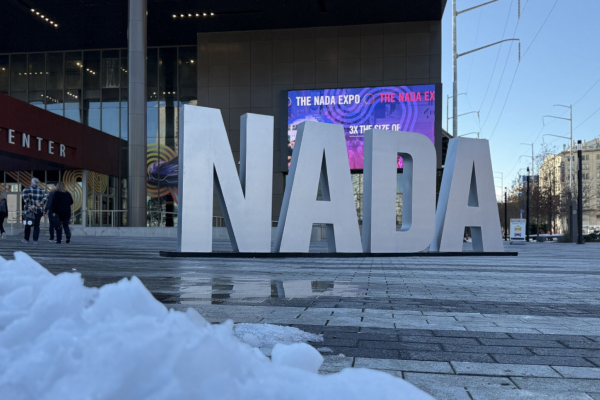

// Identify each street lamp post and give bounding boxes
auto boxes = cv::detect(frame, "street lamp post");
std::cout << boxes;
[577,140,584,244]
[504,187,508,241]
[542,105,574,242]
[526,167,530,242]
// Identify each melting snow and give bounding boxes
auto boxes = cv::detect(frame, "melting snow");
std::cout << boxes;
[0,252,434,400]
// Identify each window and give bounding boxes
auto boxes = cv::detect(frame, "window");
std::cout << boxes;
[46,52,64,116]
[120,50,128,141]
[597,154,600,160]
[586,155,590,161]
[101,50,119,88]
[0,55,8,95]
[83,51,101,130]
[65,51,82,122]
[28,53,45,109]
[10,54,27,102]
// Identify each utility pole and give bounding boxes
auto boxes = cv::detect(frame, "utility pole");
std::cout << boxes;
[577,140,584,244]
[447,93,466,131]
[452,0,458,137]
[543,104,574,241]
[504,187,508,241]
[526,167,530,242]
[453,0,519,138]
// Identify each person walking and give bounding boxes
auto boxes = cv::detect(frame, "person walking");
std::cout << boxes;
[51,182,73,244]
[22,178,47,244]
[45,185,57,242]
[0,192,7,239]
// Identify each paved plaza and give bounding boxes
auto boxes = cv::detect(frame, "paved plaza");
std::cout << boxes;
[2,237,600,399]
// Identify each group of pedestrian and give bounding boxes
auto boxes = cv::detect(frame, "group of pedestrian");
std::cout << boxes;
[0,178,74,244]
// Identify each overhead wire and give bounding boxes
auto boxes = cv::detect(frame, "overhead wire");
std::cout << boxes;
[478,0,514,112]
[465,8,483,93]
[488,0,561,140]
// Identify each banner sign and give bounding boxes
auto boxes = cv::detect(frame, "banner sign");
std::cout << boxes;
[510,219,527,244]
[287,85,436,169]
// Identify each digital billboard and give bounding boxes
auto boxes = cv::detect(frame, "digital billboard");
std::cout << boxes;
[287,85,436,170]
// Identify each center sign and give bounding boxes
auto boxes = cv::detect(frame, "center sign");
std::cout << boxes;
[177,105,503,254]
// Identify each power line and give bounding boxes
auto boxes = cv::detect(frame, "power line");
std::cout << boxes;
[465,8,483,93]
[574,106,600,131]
[521,0,560,59]
[573,75,600,106]
[488,0,561,140]
[478,0,514,112]
[487,61,520,140]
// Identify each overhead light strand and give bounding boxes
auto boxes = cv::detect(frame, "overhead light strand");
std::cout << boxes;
[172,11,216,19]
[31,8,59,27]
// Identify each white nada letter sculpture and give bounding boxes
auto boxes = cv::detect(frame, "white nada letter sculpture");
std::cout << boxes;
[430,137,504,252]
[177,105,274,253]
[362,129,436,253]
[274,121,362,253]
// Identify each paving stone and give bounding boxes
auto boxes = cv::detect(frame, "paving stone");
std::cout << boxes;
[552,366,600,379]
[511,377,600,392]
[354,358,453,373]
[532,348,600,358]
[416,385,472,400]
[398,350,496,363]
[478,338,566,348]
[432,330,510,339]
[492,354,596,367]
[443,344,534,355]
[400,335,480,346]
[359,340,441,351]
[451,362,561,377]
[467,387,595,399]
[590,359,600,367]
[404,372,516,388]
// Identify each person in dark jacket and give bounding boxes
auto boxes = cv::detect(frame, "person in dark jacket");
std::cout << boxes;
[0,192,7,239]
[51,182,74,244]
[45,186,57,242]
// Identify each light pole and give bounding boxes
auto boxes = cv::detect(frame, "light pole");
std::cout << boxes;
[526,167,530,242]
[453,0,519,137]
[543,105,573,190]
[504,187,508,241]
[577,140,583,244]
[542,130,575,241]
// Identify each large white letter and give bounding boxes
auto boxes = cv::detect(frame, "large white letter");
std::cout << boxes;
[274,121,362,253]
[177,105,273,253]
[362,130,436,253]
[430,138,503,252]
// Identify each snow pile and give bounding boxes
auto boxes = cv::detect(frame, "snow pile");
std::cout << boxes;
[0,252,434,400]
[234,323,322,355]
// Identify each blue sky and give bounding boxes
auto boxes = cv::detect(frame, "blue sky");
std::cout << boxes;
[440,0,600,189]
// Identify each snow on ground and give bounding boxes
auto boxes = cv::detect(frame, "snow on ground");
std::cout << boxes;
[0,252,434,400]
[234,323,322,356]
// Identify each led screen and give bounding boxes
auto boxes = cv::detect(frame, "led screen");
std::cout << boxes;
[287,85,436,170]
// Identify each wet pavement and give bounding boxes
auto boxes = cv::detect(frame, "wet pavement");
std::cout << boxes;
[2,236,600,399]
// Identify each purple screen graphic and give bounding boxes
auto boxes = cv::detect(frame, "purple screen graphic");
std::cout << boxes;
[287,85,436,170]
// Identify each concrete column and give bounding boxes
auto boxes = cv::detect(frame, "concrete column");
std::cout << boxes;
[82,170,88,227]
[128,0,147,226]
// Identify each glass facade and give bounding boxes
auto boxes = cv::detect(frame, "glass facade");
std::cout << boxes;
[1,46,197,227]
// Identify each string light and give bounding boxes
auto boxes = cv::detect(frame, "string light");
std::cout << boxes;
[172,11,216,18]
[31,8,59,28]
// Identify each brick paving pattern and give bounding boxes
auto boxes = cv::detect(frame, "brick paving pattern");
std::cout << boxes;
[3,237,600,399]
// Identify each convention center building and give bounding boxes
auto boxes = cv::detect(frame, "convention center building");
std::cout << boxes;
[0,0,446,229]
